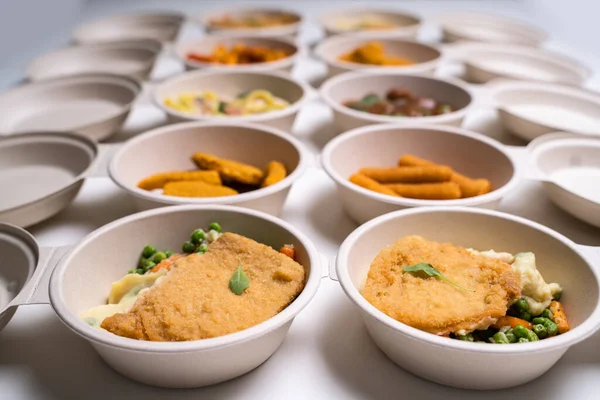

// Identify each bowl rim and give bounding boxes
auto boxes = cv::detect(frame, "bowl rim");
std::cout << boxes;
[49,204,322,353]
[0,73,142,135]
[314,34,441,73]
[318,7,422,35]
[336,206,600,354]
[321,123,520,207]
[175,34,300,72]
[197,7,303,35]
[152,69,310,123]
[319,70,474,125]
[108,120,310,206]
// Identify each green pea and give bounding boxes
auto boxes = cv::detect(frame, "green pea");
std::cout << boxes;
[543,320,558,337]
[208,222,222,233]
[182,241,196,253]
[139,259,156,271]
[553,290,562,301]
[514,298,529,313]
[541,309,553,320]
[518,338,530,343]
[532,317,551,326]
[505,330,516,343]
[518,311,532,321]
[128,269,137,274]
[197,243,208,254]
[191,229,206,244]
[152,252,167,263]
[456,333,474,342]
[142,245,157,258]
[138,257,148,268]
[165,250,174,258]
[513,324,529,338]
[533,324,547,339]
[135,268,145,275]
[491,332,509,344]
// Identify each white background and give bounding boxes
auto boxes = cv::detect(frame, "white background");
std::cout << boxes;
[1,1,600,399]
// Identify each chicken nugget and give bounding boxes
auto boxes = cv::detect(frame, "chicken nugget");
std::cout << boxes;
[261,161,287,188]
[359,166,452,183]
[192,152,264,185]
[137,170,221,191]
[163,181,238,198]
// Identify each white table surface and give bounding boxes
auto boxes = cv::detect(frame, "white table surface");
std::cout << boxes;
[2,1,600,399]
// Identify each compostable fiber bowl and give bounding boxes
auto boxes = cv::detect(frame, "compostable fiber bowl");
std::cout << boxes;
[320,71,473,132]
[336,206,600,390]
[319,8,421,38]
[321,124,519,223]
[315,35,441,79]
[46,205,321,388]
[153,70,309,131]
[109,121,308,216]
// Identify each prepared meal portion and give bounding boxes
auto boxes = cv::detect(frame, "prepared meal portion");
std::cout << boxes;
[343,89,453,117]
[137,153,288,198]
[187,43,291,65]
[362,236,569,343]
[80,223,305,341]
[334,15,398,31]
[339,42,414,66]
[349,153,492,200]
[209,12,299,29]
[164,90,290,116]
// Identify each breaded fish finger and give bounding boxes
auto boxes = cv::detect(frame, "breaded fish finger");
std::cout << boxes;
[398,154,492,198]
[350,173,399,197]
[359,166,452,183]
[385,182,461,200]
[163,181,238,198]
[192,153,264,185]
[137,170,221,190]
[261,161,287,188]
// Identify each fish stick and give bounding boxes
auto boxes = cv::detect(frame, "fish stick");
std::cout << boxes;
[359,166,452,183]
[398,154,492,198]
[349,173,399,197]
[137,170,222,191]
[385,182,461,200]
[261,161,287,188]
[163,181,238,198]
[192,153,264,185]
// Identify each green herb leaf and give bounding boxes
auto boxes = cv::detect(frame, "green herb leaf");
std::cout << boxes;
[403,263,475,292]
[229,262,249,295]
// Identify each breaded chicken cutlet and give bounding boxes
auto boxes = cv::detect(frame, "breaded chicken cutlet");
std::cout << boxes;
[362,236,521,336]
[101,233,305,341]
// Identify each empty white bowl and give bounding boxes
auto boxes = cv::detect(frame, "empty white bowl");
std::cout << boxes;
[109,121,309,216]
[320,71,473,132]
[336,206,600,389]
[199,8,302,42]
[153,70,310,131]
[0,74,141,141]
[1,205,321,387]
[321,124,520,223]
[457,43,591,85]
[175,34,299,74]
[319,8,421,38]
[73,12,185,44]
[27,39,163,82]
[314,35,441,79]
[491,80,600,140]
[437,12,547,47]
[528,134,600,228]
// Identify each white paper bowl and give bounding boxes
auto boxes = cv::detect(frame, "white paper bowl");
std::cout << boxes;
[109,121,309,216]
[491,80,600,140]
[45,205,321,388]
[175,35,299,74]
[320,71,473,133]
[319,8,421,38]
[437,12,547,47]
[336,206,600,389]
[153,70,310,131]
[199,8,303,42]
[314,35,441,79]
[459,43,591,86]
[27,39,163,82]
[73,12,185,44]
[321,124,520,223]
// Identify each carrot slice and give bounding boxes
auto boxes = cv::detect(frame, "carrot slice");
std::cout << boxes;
[150,254,184,273]
[549,301,570,334]
[492,316,532,330]
[279,245,296,260]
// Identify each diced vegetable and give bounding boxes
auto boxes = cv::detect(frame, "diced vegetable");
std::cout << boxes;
[549,301,570,334]
[492,316,532,330]
[279,244,296,260]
